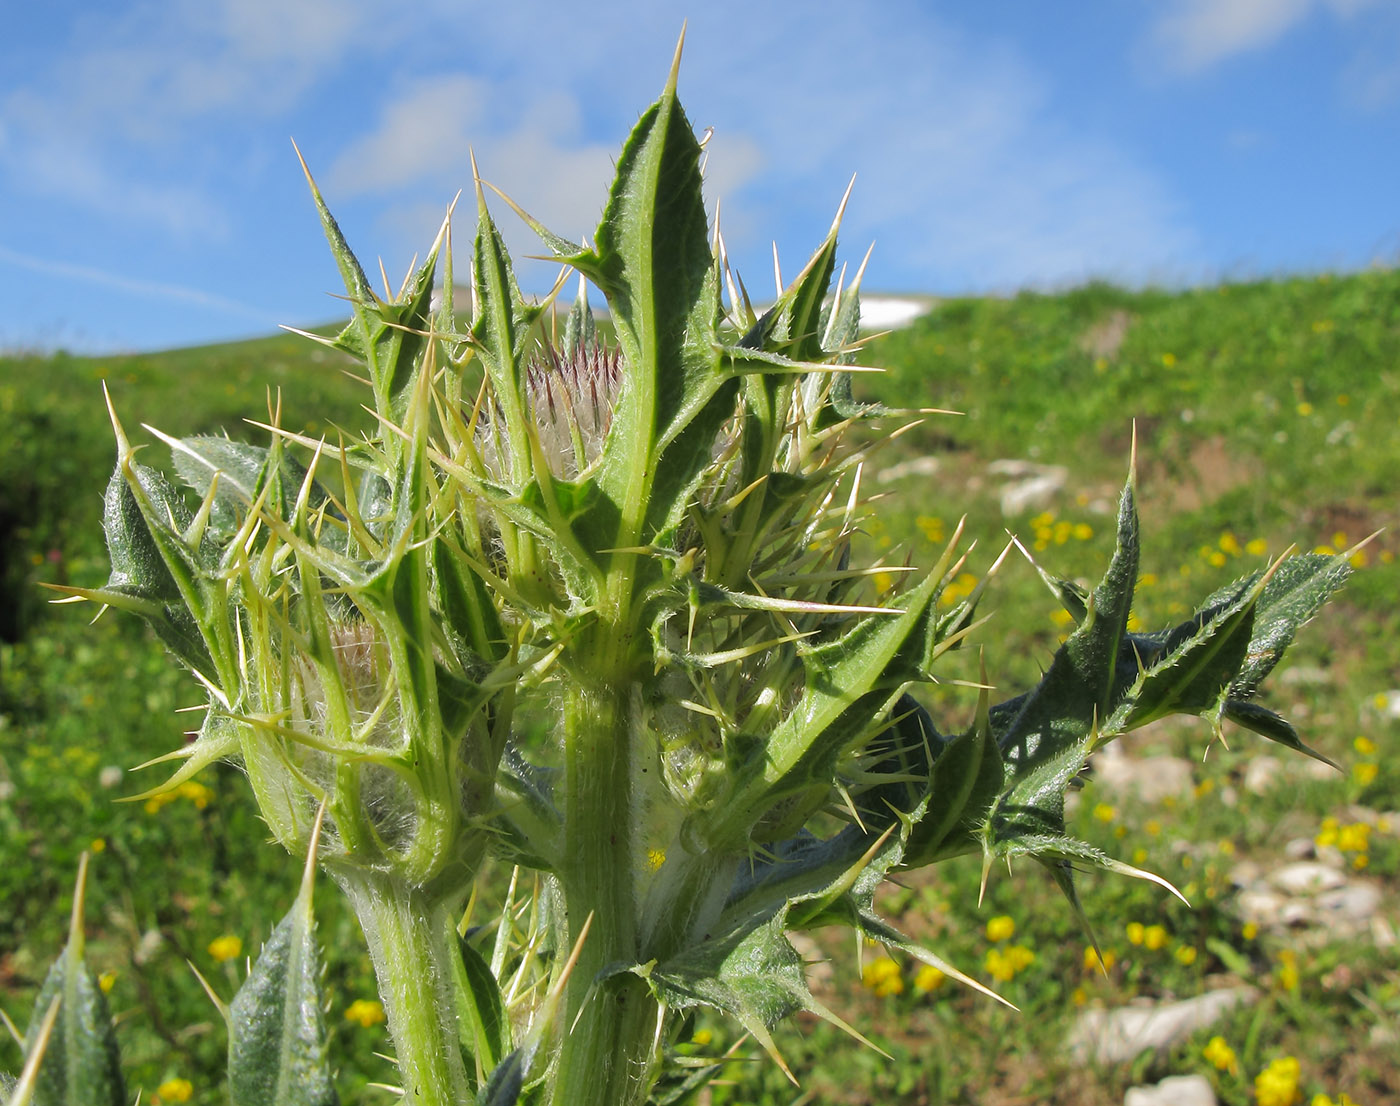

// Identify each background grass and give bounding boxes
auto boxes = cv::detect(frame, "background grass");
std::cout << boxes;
[1,268,1396,1104]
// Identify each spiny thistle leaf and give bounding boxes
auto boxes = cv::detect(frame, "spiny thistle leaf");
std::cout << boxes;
[298,147,439,428]
[451,938,508,1088]
[1227,552,1353,700]
[228,822,339,1106]
[21,856,126,1106]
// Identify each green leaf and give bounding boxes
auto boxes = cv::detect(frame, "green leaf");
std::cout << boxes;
[472,179,535,488]
[475,1049,525,1106]
[561,278,597,360]
[999,472,1139,769]
[297,149,439,427]
[452,938,508,1088]
[1229,553,1352,700]
[902,677,1003,867]
[574,50,731,548]
[21,856,126,1106]
[228,832,339,1106]
[102,465,184,602]
[981,474,1138,864]
[1224,699,1339,768]
[434,536,507,668]
[1116,575,1259,730]
[167,436,329,539]
[705,567,945,848]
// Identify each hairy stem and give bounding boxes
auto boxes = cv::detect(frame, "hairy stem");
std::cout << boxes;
[550,677,660,1106]
[334,871,471,1105]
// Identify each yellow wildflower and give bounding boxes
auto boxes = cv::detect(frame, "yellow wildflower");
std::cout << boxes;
[1144,820,1162,837]
[156,1078,194,1104]
[985,915,1016,943]
[1246,538,1269,556]
[1353,735,1377,756]
[913,964,946,993]
[1336,823,1370,853]
[1126,922,1145,946]
[691,1028,713,1046]
[1219,532,1242,556]
[207,935,242,963]
[99,970,118,994]
[1083,946,1115,973]
[1174,945,1197,966]
[1072,523,1094,541]
[345,998,387,1027]
[1274,949,1299,993]
[1255,1056,1301,1106]
[1242,922,1259,940]
[861,956,904,997]
[1092,803,1115,824]
[984,945,1034,982]
[1352,762,1378,787]
[1161,352,1177,368]
[1203,1035,1238,1074]
[1143,925,1168,951]
[1297,401,1314,417]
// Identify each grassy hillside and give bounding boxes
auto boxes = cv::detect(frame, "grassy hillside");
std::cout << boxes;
[1,268,1397,1103]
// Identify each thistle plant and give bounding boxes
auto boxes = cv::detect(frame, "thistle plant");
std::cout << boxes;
[12,37,1354,1106]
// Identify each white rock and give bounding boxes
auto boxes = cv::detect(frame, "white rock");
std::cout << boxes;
[134,928,165,966]
[990,460,1067,517]
[875,456,941,484]
[1067,987,1256,1065]
[1124,1074,1218,1106]
[1094,746,1195,804]
[1243,756,1282,795]
[1279,665,1330,687]
[1270,862,1347,895]
[1315,882,1381,923]
[1283,837,1315,860]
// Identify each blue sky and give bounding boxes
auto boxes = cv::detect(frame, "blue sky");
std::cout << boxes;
[1,0,1397,353]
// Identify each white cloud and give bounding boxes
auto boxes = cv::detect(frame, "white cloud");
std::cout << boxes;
[0,243,277,320]
[1152,0,1311,71]
[0,0,378,235]
[327,75,489,195]
[662,2,1197,293]
[1149,0,1385,73]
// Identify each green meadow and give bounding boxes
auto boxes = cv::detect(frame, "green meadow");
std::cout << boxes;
[2,267,1396,1104]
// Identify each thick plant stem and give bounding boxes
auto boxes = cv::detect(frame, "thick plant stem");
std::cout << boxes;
[334,871,471,1106]
[551,678,661,1106]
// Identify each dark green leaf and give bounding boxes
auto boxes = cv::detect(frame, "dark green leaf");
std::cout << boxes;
[1224,700,1339,768]
[228,855,338,1106]
[22,859,125,1106]
[475,1050,525,1106]
[1229,553,1352,700]
[453,938,508,1089]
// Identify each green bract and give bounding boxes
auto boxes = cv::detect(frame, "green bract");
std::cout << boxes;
[26,37,1350,1106]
